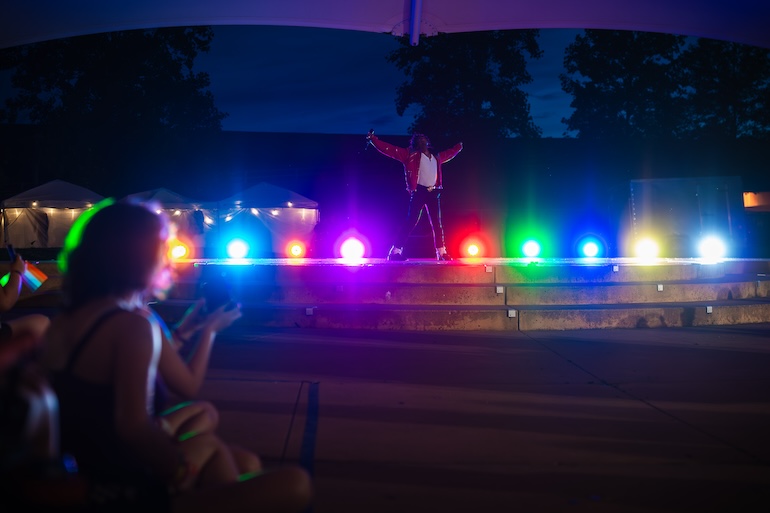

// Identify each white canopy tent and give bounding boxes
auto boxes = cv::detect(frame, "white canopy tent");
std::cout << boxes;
[2,1,769,50]
[215,182,320,256]
[1,180,104,248]
[123,188,217,247]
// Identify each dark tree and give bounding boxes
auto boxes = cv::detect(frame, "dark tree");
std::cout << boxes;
[560,30,685,140]
[0,27,226,194]
[387,30,542,141]
[678,38,770,140]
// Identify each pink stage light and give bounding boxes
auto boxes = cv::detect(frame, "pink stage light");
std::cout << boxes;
[340,237,365,259]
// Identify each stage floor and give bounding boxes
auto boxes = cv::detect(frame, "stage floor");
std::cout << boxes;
[182,256,770,268]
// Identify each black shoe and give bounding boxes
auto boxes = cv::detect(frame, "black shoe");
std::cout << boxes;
[388,252,407,261]
[437,252,453,261]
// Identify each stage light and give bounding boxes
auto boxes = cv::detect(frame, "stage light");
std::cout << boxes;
[333,229,371,259]
[340,237,365,259]
[634,238,659,259]
[698,236,726,260]
[226,238,249,259]
[576,235,606,258]
[522,240,541,258]
[581,241,599,257]
[459,235,485,258]
[286,240,307,258]
[168,239,190,260]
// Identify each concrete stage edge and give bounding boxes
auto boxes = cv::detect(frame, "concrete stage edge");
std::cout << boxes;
[17,257,770,331]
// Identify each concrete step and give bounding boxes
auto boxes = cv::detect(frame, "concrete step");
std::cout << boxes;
[166,278,770,308]
[150,297,770,332]
[13,258,770,332]
[505,278,770,305]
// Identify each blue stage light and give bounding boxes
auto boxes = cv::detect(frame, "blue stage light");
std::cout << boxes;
[698,236,726,260]
[576,234,606,258]
[226,238,249,259]
[581,241,599,258]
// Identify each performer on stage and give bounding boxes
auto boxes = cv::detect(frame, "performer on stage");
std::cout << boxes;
[367,131,463,261]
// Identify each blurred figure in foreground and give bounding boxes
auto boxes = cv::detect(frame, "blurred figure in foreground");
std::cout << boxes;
[39,200,312,512]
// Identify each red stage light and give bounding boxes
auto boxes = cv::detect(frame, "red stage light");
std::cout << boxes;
[460,236,486,258]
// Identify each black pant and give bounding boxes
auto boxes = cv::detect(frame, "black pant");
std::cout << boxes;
[394,185,445,250]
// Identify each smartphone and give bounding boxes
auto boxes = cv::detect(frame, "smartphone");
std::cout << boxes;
[201,273,233,313]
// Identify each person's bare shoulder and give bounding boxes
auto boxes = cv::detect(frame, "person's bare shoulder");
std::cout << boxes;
[108,309,160,373]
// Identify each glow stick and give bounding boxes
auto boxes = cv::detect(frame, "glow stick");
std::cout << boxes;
[0,263,48,291]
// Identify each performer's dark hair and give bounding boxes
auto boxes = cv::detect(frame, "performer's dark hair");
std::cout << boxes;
[409,133,431,151]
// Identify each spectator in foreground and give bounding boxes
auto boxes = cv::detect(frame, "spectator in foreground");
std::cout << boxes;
[39,200,312,512]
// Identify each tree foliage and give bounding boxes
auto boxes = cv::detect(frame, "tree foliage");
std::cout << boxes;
[0,27,226,193]
[387,30,542,141]
[678,38,770,139]
[560,30,770,141]
[560,30,685,140]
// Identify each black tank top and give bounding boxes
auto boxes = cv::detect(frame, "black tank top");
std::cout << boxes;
[50,309,170,509]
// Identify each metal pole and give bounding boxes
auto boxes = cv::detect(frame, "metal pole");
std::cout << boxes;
[410,0,423,46]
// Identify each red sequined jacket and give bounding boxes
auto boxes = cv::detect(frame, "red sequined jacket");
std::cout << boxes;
[369,135,463,192]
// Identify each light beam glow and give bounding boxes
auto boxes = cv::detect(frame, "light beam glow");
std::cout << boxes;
[698,236,726,260]
[634,238,659,259]
[522,240,541,258]
[340,237,365,260]
[286,240,307,258]
[226,239,249,259]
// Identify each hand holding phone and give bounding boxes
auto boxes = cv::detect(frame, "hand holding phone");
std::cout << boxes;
[201,273,233,314]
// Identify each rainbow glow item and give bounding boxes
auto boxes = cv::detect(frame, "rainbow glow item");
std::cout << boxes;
[22,262,48,290]
[0,262,48,291]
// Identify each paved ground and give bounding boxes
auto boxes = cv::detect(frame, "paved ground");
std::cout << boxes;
[196,323,770,513]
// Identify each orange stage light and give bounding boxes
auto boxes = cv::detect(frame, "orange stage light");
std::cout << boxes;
[286,240,307,258]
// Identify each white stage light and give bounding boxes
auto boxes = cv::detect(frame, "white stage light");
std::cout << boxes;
[698,236,726,260]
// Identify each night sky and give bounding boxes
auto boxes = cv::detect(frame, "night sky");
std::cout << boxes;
[1,27,578,137]
[182,26,580,138]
